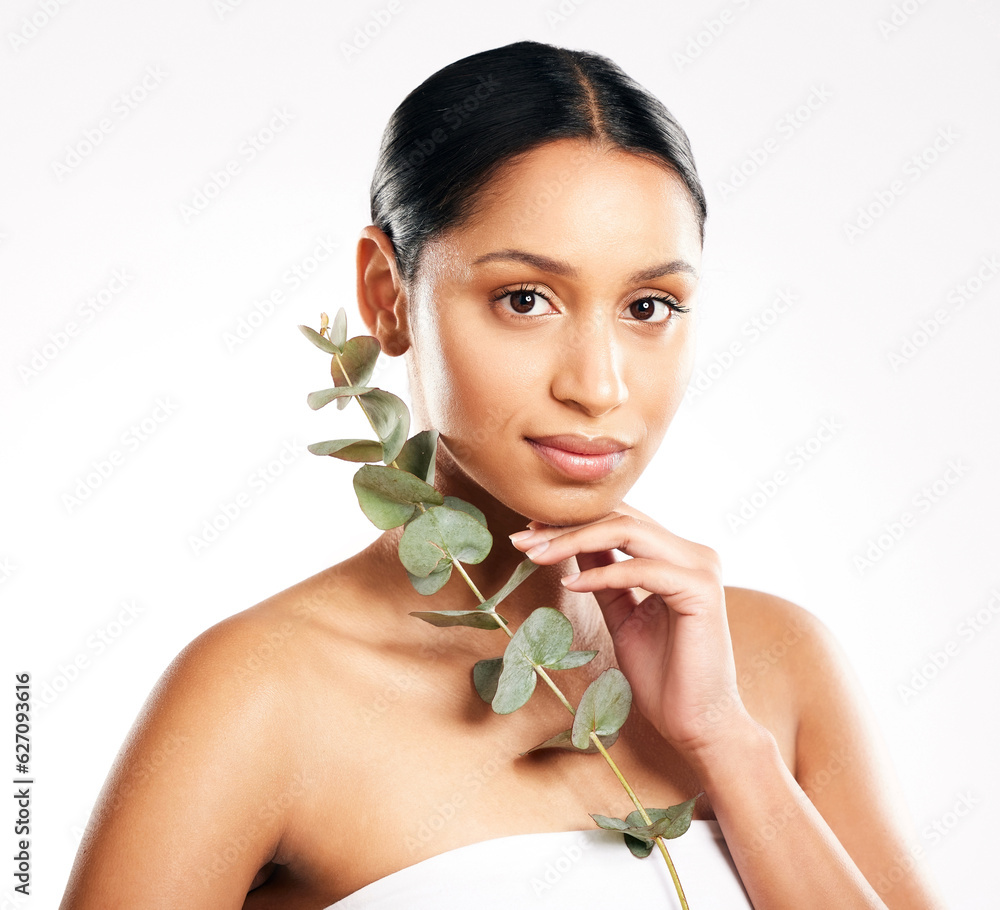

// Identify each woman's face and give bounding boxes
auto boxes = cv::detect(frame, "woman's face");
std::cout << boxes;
[403,137,702,527]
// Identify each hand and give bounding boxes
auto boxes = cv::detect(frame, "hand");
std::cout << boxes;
[509,504,752,758]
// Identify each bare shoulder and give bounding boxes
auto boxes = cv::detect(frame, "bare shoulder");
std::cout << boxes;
[720,585,830,772]
[60,567,359,907]
[722,586,946,907]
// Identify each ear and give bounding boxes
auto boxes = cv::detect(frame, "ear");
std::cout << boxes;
[356,225,410,357]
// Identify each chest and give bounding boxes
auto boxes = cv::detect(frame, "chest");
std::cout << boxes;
[260,670,743,905]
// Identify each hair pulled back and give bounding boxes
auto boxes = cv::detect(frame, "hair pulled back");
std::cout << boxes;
[370,39,707,286]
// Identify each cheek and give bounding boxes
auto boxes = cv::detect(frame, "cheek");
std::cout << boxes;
[422,326,530,453]
[632,329,695,440]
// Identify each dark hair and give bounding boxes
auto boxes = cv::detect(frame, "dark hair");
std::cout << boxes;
[370,39,707,286]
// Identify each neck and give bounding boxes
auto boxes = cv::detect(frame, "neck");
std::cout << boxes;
[372,437,606,640]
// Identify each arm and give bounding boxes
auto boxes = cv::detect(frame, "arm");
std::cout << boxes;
[511,511,947,909]
[684,596,948,910]
[59,615,293,908]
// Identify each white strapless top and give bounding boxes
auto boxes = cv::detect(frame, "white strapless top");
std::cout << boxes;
[324,820,753,908]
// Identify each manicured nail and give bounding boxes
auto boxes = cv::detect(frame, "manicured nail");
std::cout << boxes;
[509,530,534,542]
[526,539,550,559]
[560,572,580,586]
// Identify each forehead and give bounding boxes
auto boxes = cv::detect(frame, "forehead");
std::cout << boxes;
[421,138,702,284]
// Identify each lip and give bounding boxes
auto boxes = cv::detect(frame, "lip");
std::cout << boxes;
[525,434,630,481]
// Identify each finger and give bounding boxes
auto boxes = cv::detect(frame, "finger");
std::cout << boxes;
[525,511,621,533]
[563,557,709,620]
[514,513,713,572]
[573,549,639,636]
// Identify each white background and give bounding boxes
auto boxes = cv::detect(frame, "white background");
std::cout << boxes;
[2,0,998,906]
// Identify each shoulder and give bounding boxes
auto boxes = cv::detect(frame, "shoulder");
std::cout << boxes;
[723,586,878,776]
[717,586,824,770]
[61,569,363,904]
[723,585,825,656]
[722,584,867,745]
[721,586,947,906]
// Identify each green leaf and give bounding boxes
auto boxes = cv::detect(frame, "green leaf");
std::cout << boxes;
[442,496,487,527]
[409,610,506,629]
[396,430,438,485]
[545,649,598,670]
[333,336,380,387]
[624,797,699,842]
[520,727,620,755]
[478,558,538,611]
[514,607,574,668]
[571,667,632,750]
[491,649,536,714]
[473,657,503,702]
[624,834,656,858]
[591,814,630,832]
[359,389,410,464]
[397,505,493,577]
[592,799,700,859]
[491,608,573,715]
[298,323,341,355]
[331,307,348,350]
[406,563,452,595]
[307,384,372,410]
[308,438,384,462]
[592,805,698,858]
[332,336,380,410]
[353,464,444,530]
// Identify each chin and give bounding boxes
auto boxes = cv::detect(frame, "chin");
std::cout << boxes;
[514,491,624,529]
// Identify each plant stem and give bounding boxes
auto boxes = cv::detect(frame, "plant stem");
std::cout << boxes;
[590,732,689,909]
[451,560,579,715]
[327,335,689,907]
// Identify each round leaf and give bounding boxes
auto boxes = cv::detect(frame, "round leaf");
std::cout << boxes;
[359,389,410,464]
[353,464,443,530]
[571,667,633,750]
[511,607,574,669]
[473,657,503,703]
[442,495,487,527]
[396,430,439,485]
[406,563,452,595]
[398,505,493,577]
[613,798,700,857]
[333,335,381,389]
[491,651,537,715]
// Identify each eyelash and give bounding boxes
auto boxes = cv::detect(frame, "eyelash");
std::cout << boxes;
[488,283,690,325]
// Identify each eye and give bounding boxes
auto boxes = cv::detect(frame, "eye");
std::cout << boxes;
[625,295,689,323]
[489,284,557,318]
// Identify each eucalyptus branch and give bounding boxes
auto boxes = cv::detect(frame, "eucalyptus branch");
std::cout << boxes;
[299,310,697,908]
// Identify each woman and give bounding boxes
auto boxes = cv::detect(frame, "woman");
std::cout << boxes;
[60,40,946,908]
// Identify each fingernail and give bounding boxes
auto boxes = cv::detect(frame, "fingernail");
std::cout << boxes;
[509,530,534,542]
[526,539,550,559]
[560,572,580,586]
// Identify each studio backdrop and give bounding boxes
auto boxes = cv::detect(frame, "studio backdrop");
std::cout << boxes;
[2,0,997,906]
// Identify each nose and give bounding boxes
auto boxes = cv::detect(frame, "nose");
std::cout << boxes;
[550,316,628,417]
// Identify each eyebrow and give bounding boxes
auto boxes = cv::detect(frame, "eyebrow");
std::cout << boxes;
[470,248,699,283]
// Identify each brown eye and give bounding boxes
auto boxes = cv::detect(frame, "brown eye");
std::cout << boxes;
[510,290,538,313]
[492,286,556,318]
[628,298,672,322]
[629,298,659,321]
